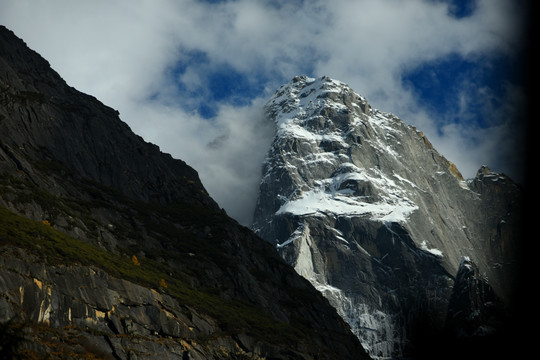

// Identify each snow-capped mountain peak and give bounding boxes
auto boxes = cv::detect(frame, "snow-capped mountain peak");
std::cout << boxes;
[253,76,521,359]
[258,76,440,228]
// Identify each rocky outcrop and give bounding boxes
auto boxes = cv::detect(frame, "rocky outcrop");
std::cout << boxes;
[253,76,522,359]
[445,256,507,341]
[1,246,222,359]
[0,27,369,359]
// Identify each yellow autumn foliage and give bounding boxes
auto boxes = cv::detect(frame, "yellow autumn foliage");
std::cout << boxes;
[131,255,141,266]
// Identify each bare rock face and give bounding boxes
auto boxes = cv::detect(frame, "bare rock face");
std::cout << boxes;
[0,27,369,359]
[1,247,214,359]
[252,76,522,359]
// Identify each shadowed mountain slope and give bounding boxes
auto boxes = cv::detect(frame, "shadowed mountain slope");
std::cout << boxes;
[0,26,369,360]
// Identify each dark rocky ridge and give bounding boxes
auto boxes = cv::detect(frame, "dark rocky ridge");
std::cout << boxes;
[0,25,212,208]
[0,26,369,359]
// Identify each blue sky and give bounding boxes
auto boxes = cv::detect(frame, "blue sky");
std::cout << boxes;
[0,0,529,224]
[403,52,521,128]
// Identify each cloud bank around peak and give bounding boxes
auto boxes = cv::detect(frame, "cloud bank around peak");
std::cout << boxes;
[0,0,529,224]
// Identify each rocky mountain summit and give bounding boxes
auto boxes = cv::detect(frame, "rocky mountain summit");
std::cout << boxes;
[0,26,369,359]
[253,76,523,359]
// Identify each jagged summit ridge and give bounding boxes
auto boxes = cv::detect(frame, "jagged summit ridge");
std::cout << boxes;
[267,75,394,140]
[267,75,371,119]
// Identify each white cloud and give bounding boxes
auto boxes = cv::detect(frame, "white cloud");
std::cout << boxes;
[0,0,527,223]
[123,97,273,225]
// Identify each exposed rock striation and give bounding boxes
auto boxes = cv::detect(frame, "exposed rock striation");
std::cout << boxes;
[0,27,369,359]
[253,76,522,359]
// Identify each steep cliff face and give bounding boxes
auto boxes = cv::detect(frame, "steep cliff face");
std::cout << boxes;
[0,26,369,359]
[253,76,522,359]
